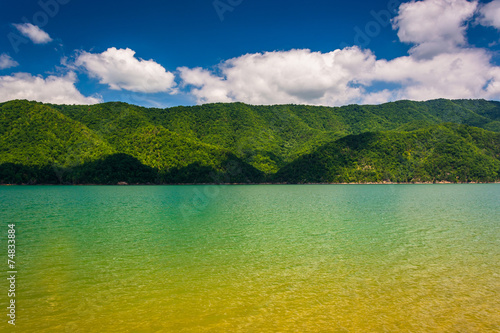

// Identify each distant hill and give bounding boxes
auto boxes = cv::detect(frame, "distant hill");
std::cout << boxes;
[0,99,499,184]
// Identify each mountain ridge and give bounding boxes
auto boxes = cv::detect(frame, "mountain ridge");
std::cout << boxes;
[1,98,499,184]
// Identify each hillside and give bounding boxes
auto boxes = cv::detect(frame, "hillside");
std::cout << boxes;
[273,123,500,183]
[51,98,500,173]
[0,100,264,184]
[1,99,499,184]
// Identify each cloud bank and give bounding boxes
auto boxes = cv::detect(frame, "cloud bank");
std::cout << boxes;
[180,48,379,106]
[179,0,500,106]
[1,0,499,106]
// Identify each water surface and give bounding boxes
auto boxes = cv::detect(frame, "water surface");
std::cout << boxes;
[1,185,499,332]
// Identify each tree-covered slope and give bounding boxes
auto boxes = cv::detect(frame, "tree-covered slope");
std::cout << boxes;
[0,100,264,184]
[273,123,500,183]
[51,98,500,174]
[1,99,500,184]
[0,100,114,167]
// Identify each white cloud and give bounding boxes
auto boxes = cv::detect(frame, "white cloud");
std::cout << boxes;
[179,67,234,103]
[13,23,52,44]
[478,0,500,30]
[178,0,500,106]
[392,0,477,58]
[0,54,19,70]
[75,47,176,93]
[368,49,500,100]
[180,48,378,106]
[179,46,500,106]
[0,72,101,105]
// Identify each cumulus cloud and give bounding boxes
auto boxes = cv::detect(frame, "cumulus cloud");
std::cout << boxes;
[392,0,478,58]
[0,72,101,105]
[0,54,19,70]
[369,49,500,100]
[478,0,500,30]
[13,23,52,44]
[178,0,500,106]
[180,48,379,106]
[75,47,176,93]
[179,46,500,106]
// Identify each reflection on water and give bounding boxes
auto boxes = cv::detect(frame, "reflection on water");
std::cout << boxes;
[1,185,499,332]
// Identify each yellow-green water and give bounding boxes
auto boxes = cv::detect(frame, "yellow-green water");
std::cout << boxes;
[1,185,499,332]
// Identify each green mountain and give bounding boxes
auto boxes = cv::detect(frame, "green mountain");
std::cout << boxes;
[273,123,500,183]
[0,100,264,184]
[0,99,499,184]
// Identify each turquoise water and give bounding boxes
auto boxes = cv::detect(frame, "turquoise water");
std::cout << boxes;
[1,185,499,332]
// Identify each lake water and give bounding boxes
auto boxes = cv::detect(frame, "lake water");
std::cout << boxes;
[1,185,499,332]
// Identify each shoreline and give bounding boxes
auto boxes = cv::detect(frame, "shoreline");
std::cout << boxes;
[2,181,500,186]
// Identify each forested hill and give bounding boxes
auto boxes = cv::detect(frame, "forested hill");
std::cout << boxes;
[0,99,499,184]
[273,123,500,183]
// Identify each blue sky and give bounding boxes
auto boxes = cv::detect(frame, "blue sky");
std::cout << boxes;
[1,0,500,107]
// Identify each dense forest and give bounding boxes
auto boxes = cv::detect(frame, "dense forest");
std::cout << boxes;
[0,99,499,184]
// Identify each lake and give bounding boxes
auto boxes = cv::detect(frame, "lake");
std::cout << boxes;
[1,185,499,332]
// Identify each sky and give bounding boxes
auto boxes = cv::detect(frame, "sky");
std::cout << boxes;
[0,0,500,107]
